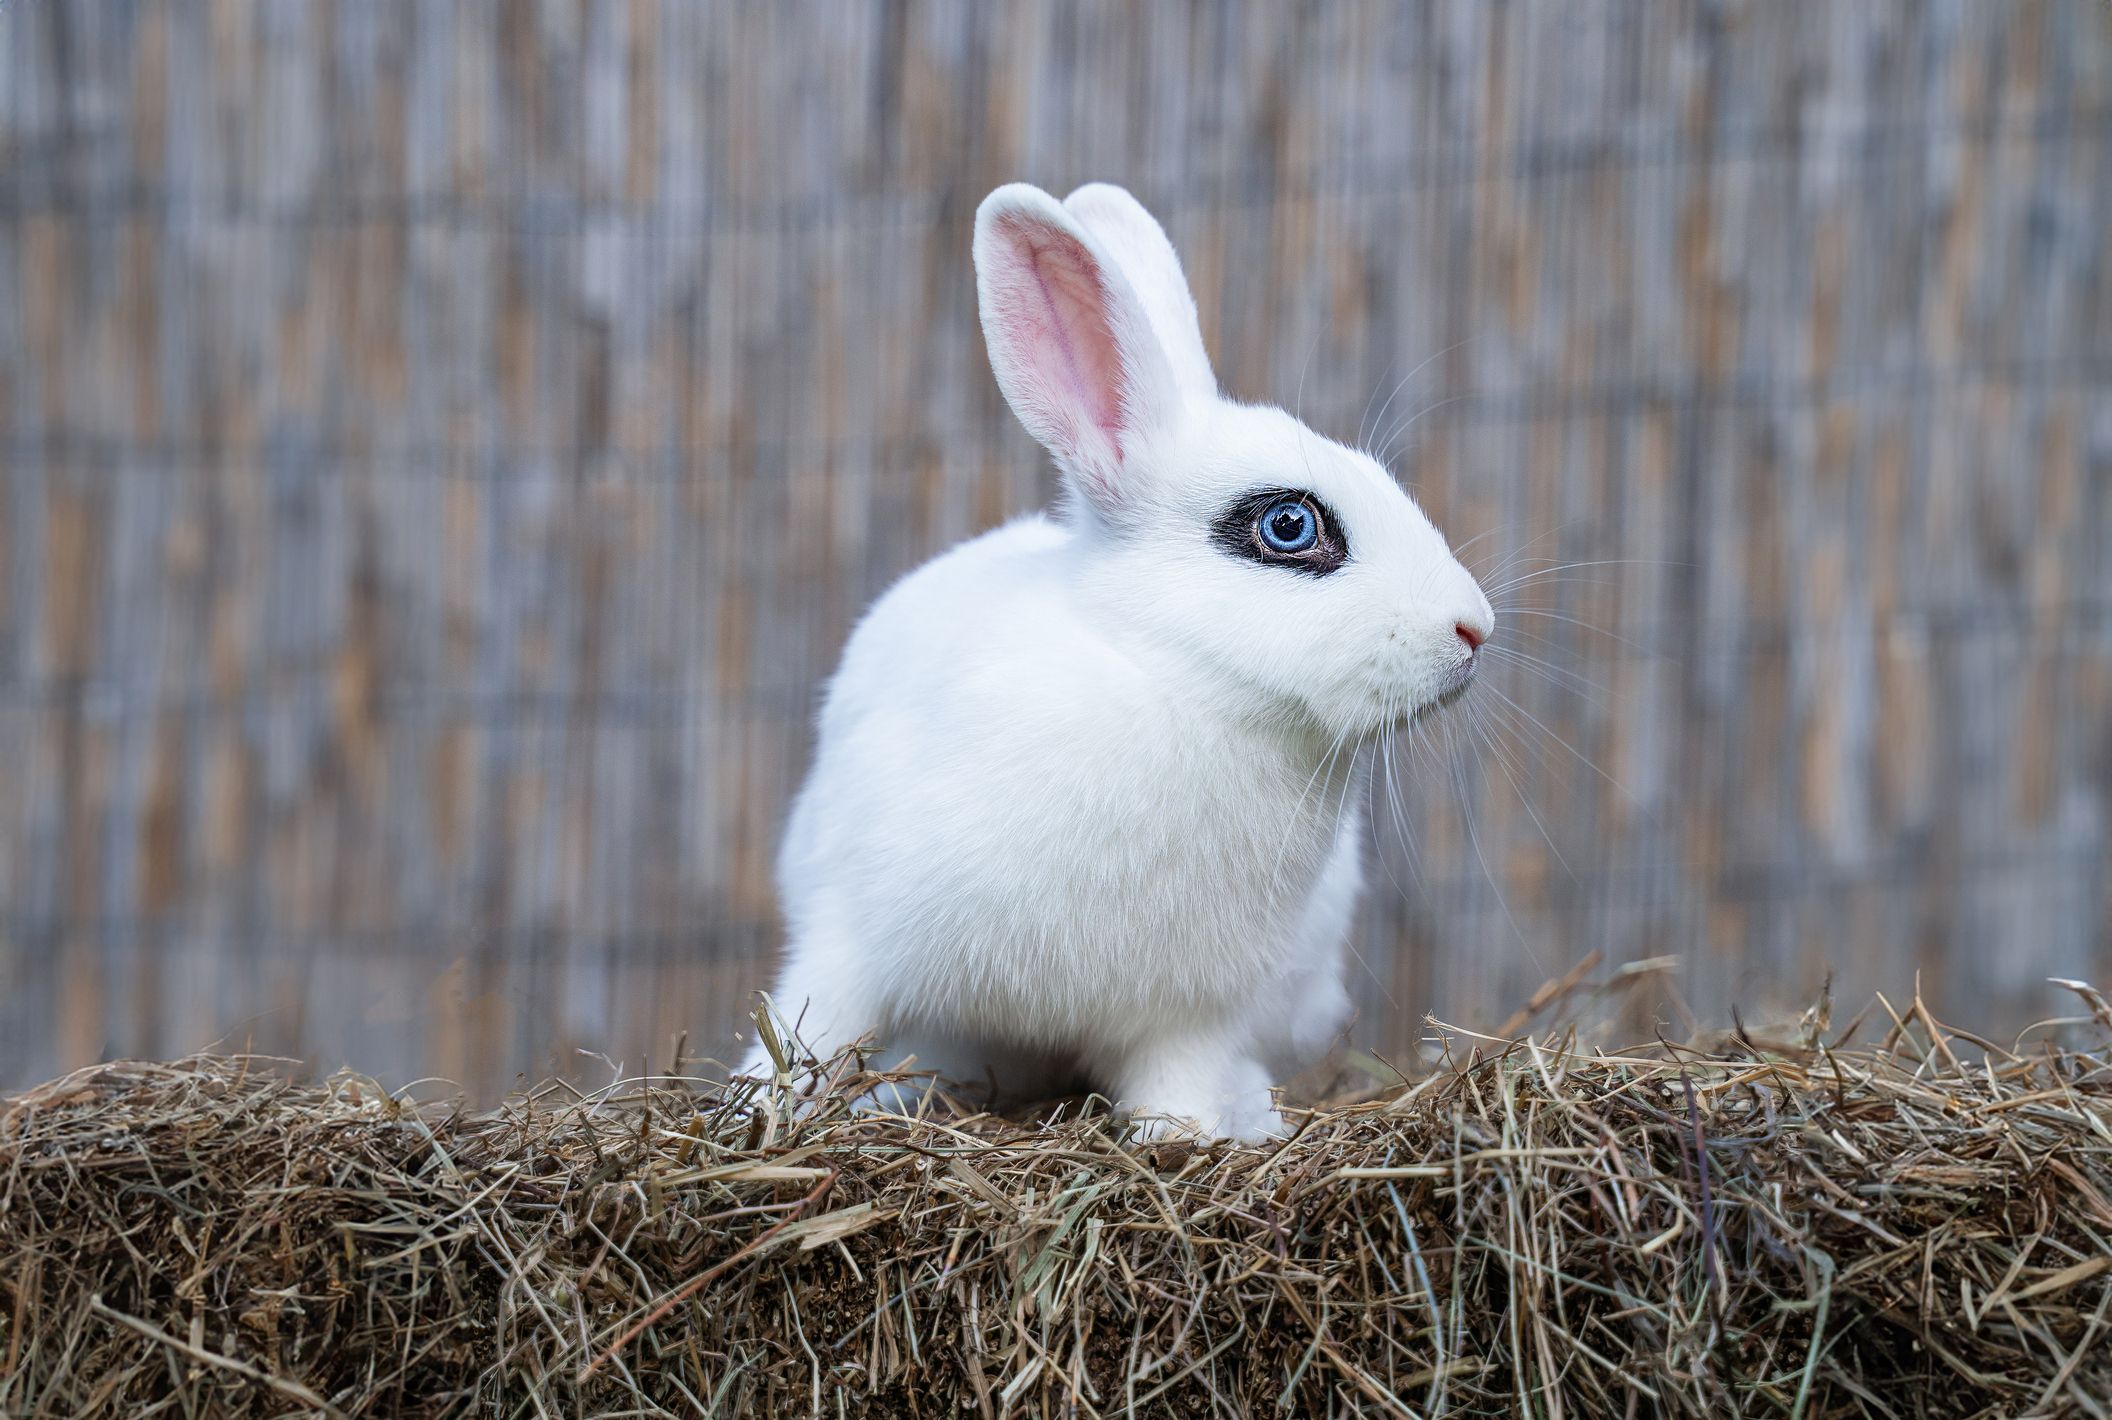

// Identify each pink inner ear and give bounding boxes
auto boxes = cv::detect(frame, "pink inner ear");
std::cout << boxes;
[991,214,1128,460]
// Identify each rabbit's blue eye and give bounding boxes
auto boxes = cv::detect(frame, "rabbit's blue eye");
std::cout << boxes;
[1210,487,1347,575]
[1259,499,1317,553]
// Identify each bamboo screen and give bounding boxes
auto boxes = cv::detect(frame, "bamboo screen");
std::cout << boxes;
[3,1,2108,1096]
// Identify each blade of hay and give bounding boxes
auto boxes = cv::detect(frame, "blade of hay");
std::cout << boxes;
[89,1296,348,1419]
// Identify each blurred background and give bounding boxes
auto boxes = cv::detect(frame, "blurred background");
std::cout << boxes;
[2,1,2107,1098]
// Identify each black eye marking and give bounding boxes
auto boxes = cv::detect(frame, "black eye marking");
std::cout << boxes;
[1209,488,1348,576]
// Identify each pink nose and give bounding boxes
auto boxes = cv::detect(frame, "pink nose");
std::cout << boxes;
[1455,621,1486,652]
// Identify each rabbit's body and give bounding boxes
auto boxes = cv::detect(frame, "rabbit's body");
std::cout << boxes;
[751,183,1489,1137]
[769,511,1362,1135]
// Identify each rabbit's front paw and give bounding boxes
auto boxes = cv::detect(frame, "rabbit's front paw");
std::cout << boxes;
[1108,1039,1282,1144]
[1126,1100,1286,1144]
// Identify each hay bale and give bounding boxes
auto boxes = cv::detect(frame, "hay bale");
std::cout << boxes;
[5,1000,2112,1417]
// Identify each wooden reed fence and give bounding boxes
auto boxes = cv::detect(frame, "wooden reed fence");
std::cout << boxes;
[2,0,2108,1097]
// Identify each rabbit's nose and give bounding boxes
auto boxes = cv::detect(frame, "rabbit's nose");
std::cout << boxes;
[1454,619,1488,652]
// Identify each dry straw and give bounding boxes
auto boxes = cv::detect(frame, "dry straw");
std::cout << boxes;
[4,975,2112,1417]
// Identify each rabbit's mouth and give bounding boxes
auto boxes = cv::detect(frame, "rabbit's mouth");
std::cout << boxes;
[1428,657,1479,709]
[1385,674,1474,734]
[1426,679,1474,717]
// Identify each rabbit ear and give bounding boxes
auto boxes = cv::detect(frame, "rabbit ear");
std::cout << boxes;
[974,184,1181,512]
[1063,184,1216,402]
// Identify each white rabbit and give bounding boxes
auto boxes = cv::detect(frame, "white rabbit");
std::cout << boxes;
[745,182,1492,1139]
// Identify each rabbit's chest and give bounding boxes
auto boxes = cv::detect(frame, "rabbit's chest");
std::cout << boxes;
[898,716,1355,1008]
[791,610,1364,1035]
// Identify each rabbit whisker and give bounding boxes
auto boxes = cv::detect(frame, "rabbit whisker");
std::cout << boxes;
[1361,337,1473,458]
[1484,557,1669,598]
[1463,523,1568,583]
[1442,704,1541,971]
[1377,391,1477,465]
[1498,606,1648,651]
[1465,695,1574,883]
[1261,718,1356,926]
[1478,681,1629,803]
[1447,525,1506,573]
[1482,644,1610,706]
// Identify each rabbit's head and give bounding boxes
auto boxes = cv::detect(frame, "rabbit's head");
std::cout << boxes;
[975,182,1492,744]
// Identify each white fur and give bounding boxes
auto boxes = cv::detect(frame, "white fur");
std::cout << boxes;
[747,183,1492,1139]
